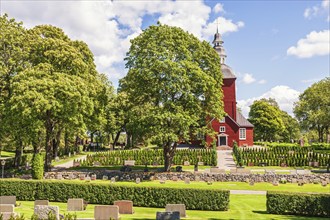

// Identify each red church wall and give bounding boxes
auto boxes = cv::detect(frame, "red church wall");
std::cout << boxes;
[222,78,237,120]
[238,127,254,146]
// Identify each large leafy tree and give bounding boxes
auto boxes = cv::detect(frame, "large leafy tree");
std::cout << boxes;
[120,24,224,171]
[249,99,285,141]
[280,110,300,142]
[294,77,330,142]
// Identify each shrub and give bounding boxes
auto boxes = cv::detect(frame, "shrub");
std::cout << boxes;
[0,179,229,211]
[32,153,44,179]
[266,191,330,217]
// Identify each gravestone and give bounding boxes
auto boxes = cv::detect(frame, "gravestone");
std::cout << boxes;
[184,177,190,184]
[280,178,287,184]
[56,174,63,180]
[197,161,204,166]
[326,178,330,184]
[68,173,75,180]
[0,196,16,205]
[321,181,327,187]
[291,178,297,183]
[0,204,14,213]
[183,161,190,166]
[79,174,85,180]
[313,178,320,184]
[91,174,97,181]
[113,200,134,214]
[165,204,186,217]
[34,205,60,220]
[67,198,84,211]
[110,177,116,183]
[195,176,200,182]
[136,178,141,184]
[34,200,49,206]
[272,181,279,186]
[206,177,213,185]
[160,177,166,184]
[172,176,178,181]
[249,181,254,186]
[94,205,120,220]
[85,176,91,182]
[102,175,108,181]
[298,180,304,186]
[124,160,135,166]
[156,211,180,220]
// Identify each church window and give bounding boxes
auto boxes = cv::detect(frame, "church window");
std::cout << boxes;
[239,128,246,140]
[220,117,225,123]
[220,126,226,133]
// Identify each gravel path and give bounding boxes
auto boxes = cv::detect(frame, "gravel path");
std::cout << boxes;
[53,155,87,170]
[217,150,236,170]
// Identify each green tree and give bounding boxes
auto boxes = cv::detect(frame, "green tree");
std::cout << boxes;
[294,77,330,142]
[32,153,44,179]
[249,99,285,141]
[120,24,224,171]
[280,110,300,142]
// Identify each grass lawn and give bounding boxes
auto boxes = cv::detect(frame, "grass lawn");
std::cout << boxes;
[15,195,324,219]
[0,151,15,158]
[69,165,212,172]
[22,179,330,193]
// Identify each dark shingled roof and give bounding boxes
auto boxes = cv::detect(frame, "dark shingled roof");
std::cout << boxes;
[236,111,254,127]
[221,64,236,79]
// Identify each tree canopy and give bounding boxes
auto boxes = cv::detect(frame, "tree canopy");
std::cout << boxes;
[119,24,224,171]
[294,77,330,142]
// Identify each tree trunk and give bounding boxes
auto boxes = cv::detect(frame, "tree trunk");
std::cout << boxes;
[14,139,23,168]
[125,132,132,149]
[113,131,121,148]
[163,141,177,172]
[44,112,54,172]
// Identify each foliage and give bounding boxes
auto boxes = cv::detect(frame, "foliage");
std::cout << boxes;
[119,23,224,171]
[31,153,44,179]
[266,191,330,217]
[0,179,230,211]
[294,78,330,143]
[233,146,330,167]
[249,99,285,141]
[80,149,217,166]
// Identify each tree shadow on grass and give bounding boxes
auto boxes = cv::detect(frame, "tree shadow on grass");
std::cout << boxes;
[252,210,326,219]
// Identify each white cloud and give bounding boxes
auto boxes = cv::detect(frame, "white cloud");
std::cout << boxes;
[287,30,330,58]
[304,0,330,21]
[213,3,225,14]
[258,79,267,84]
[242,73,256,84]
[2,1,244,86]
[237,86,300,117]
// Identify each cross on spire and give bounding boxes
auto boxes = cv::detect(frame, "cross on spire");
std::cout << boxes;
[216,18,220,33]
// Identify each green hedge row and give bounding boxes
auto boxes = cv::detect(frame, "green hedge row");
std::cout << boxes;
[0,179,229,211]
[80,149,217,166]
[266,191,330,217]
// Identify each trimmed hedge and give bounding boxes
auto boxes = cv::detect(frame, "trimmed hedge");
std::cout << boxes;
[0,179,229,211]
[80,149,217,166]
[266,191,330,217]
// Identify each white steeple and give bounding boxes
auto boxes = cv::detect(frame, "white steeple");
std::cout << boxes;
[212,26,227,64]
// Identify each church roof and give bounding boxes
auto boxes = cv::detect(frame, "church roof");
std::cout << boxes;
[236,111,254,127]
[221,64,236,79]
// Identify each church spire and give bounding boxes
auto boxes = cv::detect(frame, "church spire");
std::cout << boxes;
[212,22,227,64]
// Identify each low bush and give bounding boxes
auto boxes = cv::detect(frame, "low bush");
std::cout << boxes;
[0,179,229,211]
[266,191,330,217]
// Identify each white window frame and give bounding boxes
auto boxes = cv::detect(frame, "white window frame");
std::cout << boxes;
[239,128,246,140]
[220,117,225,123]
[219,126,226,133]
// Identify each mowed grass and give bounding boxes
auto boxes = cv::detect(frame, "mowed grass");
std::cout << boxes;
[15,195,324,220]
[30,179,330,193]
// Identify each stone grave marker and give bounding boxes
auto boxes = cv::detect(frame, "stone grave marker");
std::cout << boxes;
[136,178,141,184]
[110,177,116,183]
[172,176,178,181]
[156,211,180,220]
[85,176,91,182]
[91,174,97,181]
[313,178,320,184]
[124,160,135,166]
[321,181,327,187]
[245,178,250,183]
[165,204,186,217]
[206,177,213,185]
[298,180,304,186]
[68,173,75,180]
[291,178,297,183]
[113,200,133,214]
[0,204,14,213]
[79,174,85,180]
[272,181,279,186]
[279,178,287,184]
[94,205,120,220]
[197,161,204,166]
[326,178,330,184]
[0,196,16,205]
[184,177,190,184]
[56,174,63,180]
[160,177,166,184]
[249,181,254,186]
[67,198,84,211]
[183,161,190,166]
[34,200,49,206]
[34,205,60,220]
[195,176,200,182]
[102,175,108,181]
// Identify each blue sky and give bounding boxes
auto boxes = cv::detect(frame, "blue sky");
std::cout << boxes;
[1,0,329,117]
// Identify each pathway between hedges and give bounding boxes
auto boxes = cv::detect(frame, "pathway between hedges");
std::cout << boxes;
[53,155,87,170]
[217,150,236,171]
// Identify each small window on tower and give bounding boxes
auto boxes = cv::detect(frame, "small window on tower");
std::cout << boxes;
[220,126,226,133]
[220,117,225,123]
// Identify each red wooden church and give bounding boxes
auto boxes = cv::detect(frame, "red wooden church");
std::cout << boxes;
[206,29,254,147]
